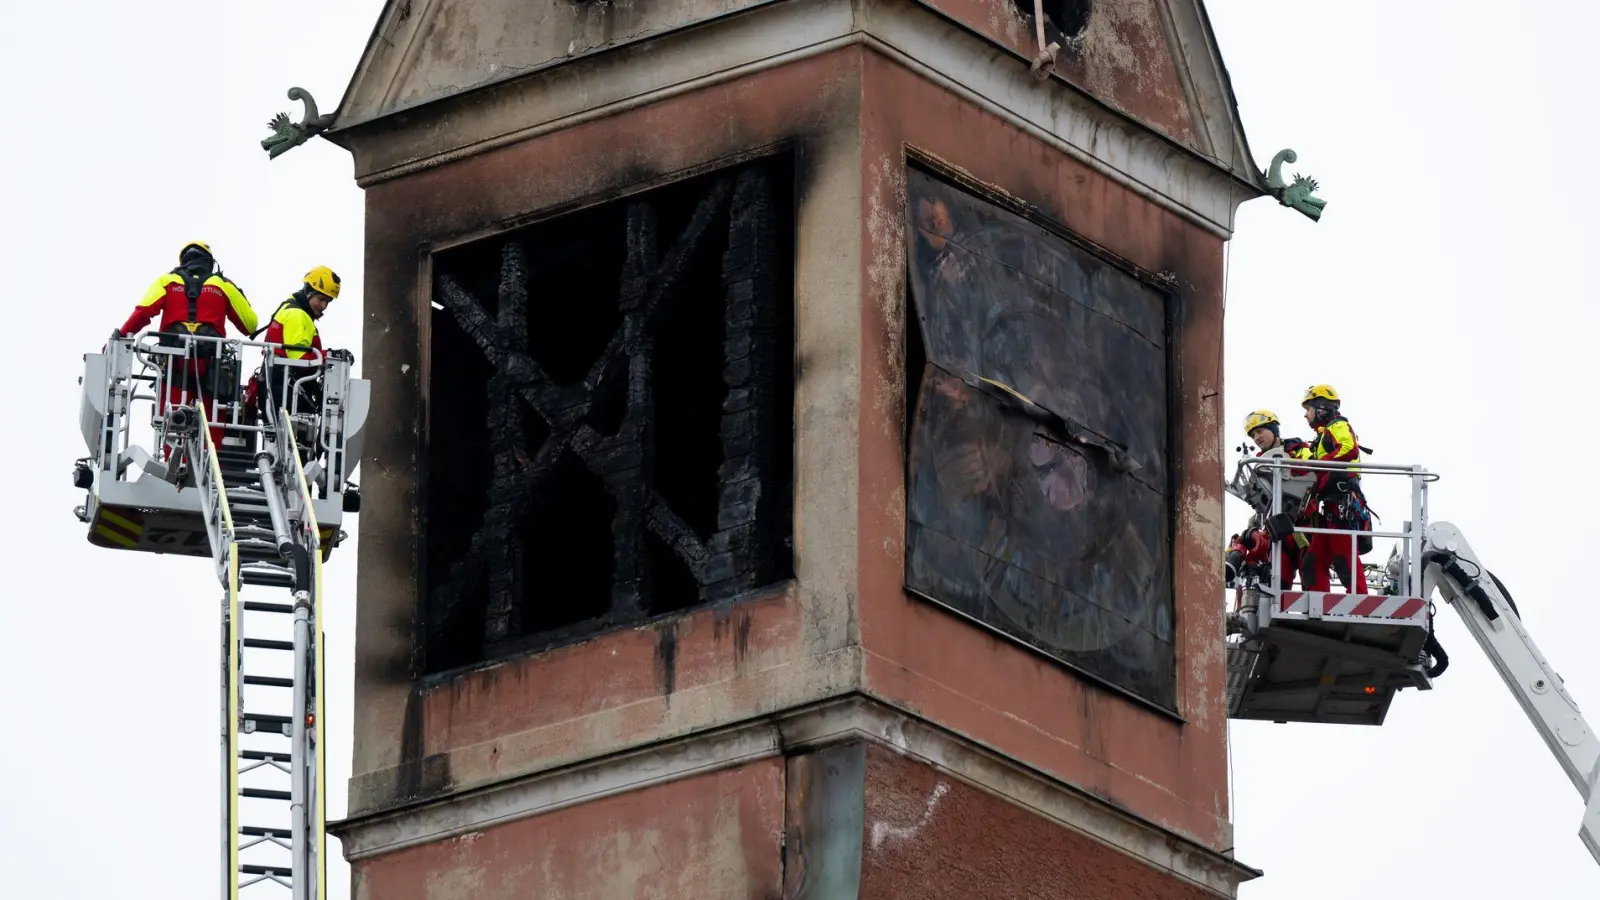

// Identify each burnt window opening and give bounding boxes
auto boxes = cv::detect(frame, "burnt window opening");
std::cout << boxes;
[423,155,796,674]
[902,165,1176,712]
[1012,0,1093,44]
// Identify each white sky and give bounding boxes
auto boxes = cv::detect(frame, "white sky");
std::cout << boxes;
[0,1,1594,898]
[1213,1,1600,897]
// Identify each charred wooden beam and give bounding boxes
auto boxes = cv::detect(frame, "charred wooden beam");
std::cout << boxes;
[708,167,781,602]
[426,159,792,667]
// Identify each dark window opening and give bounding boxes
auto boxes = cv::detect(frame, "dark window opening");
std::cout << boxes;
[423,154,796,674]
[902,164,1176,712]
[1012,0,1093,45]
[517,451,615,634]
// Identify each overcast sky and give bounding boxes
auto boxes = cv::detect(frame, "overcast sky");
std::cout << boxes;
[0,1,1594,898]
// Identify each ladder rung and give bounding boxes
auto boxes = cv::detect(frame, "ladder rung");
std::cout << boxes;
[244,712,292,728]
[243,638,294,651]
[243,675,294,687]
[240,825,291,837]
[240,579,294,590]
[239,564,294,588]
[240,864,292,876]
[237,538,285,558]
[243,601,294,614]
[241,788,292,801]
[239,750,290,761]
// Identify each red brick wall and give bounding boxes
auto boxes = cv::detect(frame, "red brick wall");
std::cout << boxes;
[352,759,786,900]
[861,746,1218,900]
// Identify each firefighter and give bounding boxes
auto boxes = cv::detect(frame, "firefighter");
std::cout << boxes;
[1248,407,1315,516]
[116,240,258,346]
[265,266,337,362]
[249,265,340,421]
[1229,410,1312,589]
[1298,384,1371,593]
[1244,408,1311,459]
[115,241,258,447]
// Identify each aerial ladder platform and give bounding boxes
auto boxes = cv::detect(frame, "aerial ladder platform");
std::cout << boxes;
[1223,452,1600,868]
[74,333,369,899]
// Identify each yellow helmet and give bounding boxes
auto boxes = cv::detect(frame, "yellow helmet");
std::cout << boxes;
[179,240,212,262]
[303,265,341,300]
[1243,409,1279,435]
[1302,384,1340,405]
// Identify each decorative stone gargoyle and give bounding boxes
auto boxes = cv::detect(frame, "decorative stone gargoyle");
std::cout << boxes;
[261,87,336,160]
[1263,149,1326,222]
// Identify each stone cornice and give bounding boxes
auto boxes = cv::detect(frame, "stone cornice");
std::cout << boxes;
[330,694,1261,896]
[328,0,1262,237]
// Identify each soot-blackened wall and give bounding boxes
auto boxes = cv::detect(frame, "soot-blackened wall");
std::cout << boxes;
[902,166,1176,710]
[423,154,796,674]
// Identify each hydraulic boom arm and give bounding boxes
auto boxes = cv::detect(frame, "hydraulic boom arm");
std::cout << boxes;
[1422,521,1600,867]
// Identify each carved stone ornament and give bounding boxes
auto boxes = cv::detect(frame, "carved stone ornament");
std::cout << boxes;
[1263,149,1327,222]
[261,88,336,160]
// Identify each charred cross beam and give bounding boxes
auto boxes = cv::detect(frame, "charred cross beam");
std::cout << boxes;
[567,182,729,616]
[429,242,554,644]
[705,168,782,599]
[429,165,784,652]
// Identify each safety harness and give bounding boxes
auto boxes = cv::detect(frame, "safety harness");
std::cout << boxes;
[159,259,226,346]
[1310,416,1377,554]
[250,291,312,340]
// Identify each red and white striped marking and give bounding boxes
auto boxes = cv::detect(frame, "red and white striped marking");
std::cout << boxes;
[1278,591,1429,622]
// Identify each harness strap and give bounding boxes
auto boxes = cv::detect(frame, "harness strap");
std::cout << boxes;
[168,263,212,329]
[251,299,293,339]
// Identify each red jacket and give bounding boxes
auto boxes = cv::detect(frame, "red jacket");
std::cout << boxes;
[120,270,257,339]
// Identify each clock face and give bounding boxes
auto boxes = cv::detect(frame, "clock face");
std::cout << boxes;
[904,168,1175,709]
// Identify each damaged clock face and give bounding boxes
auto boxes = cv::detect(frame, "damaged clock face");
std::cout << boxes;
[903,167,1176,710]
